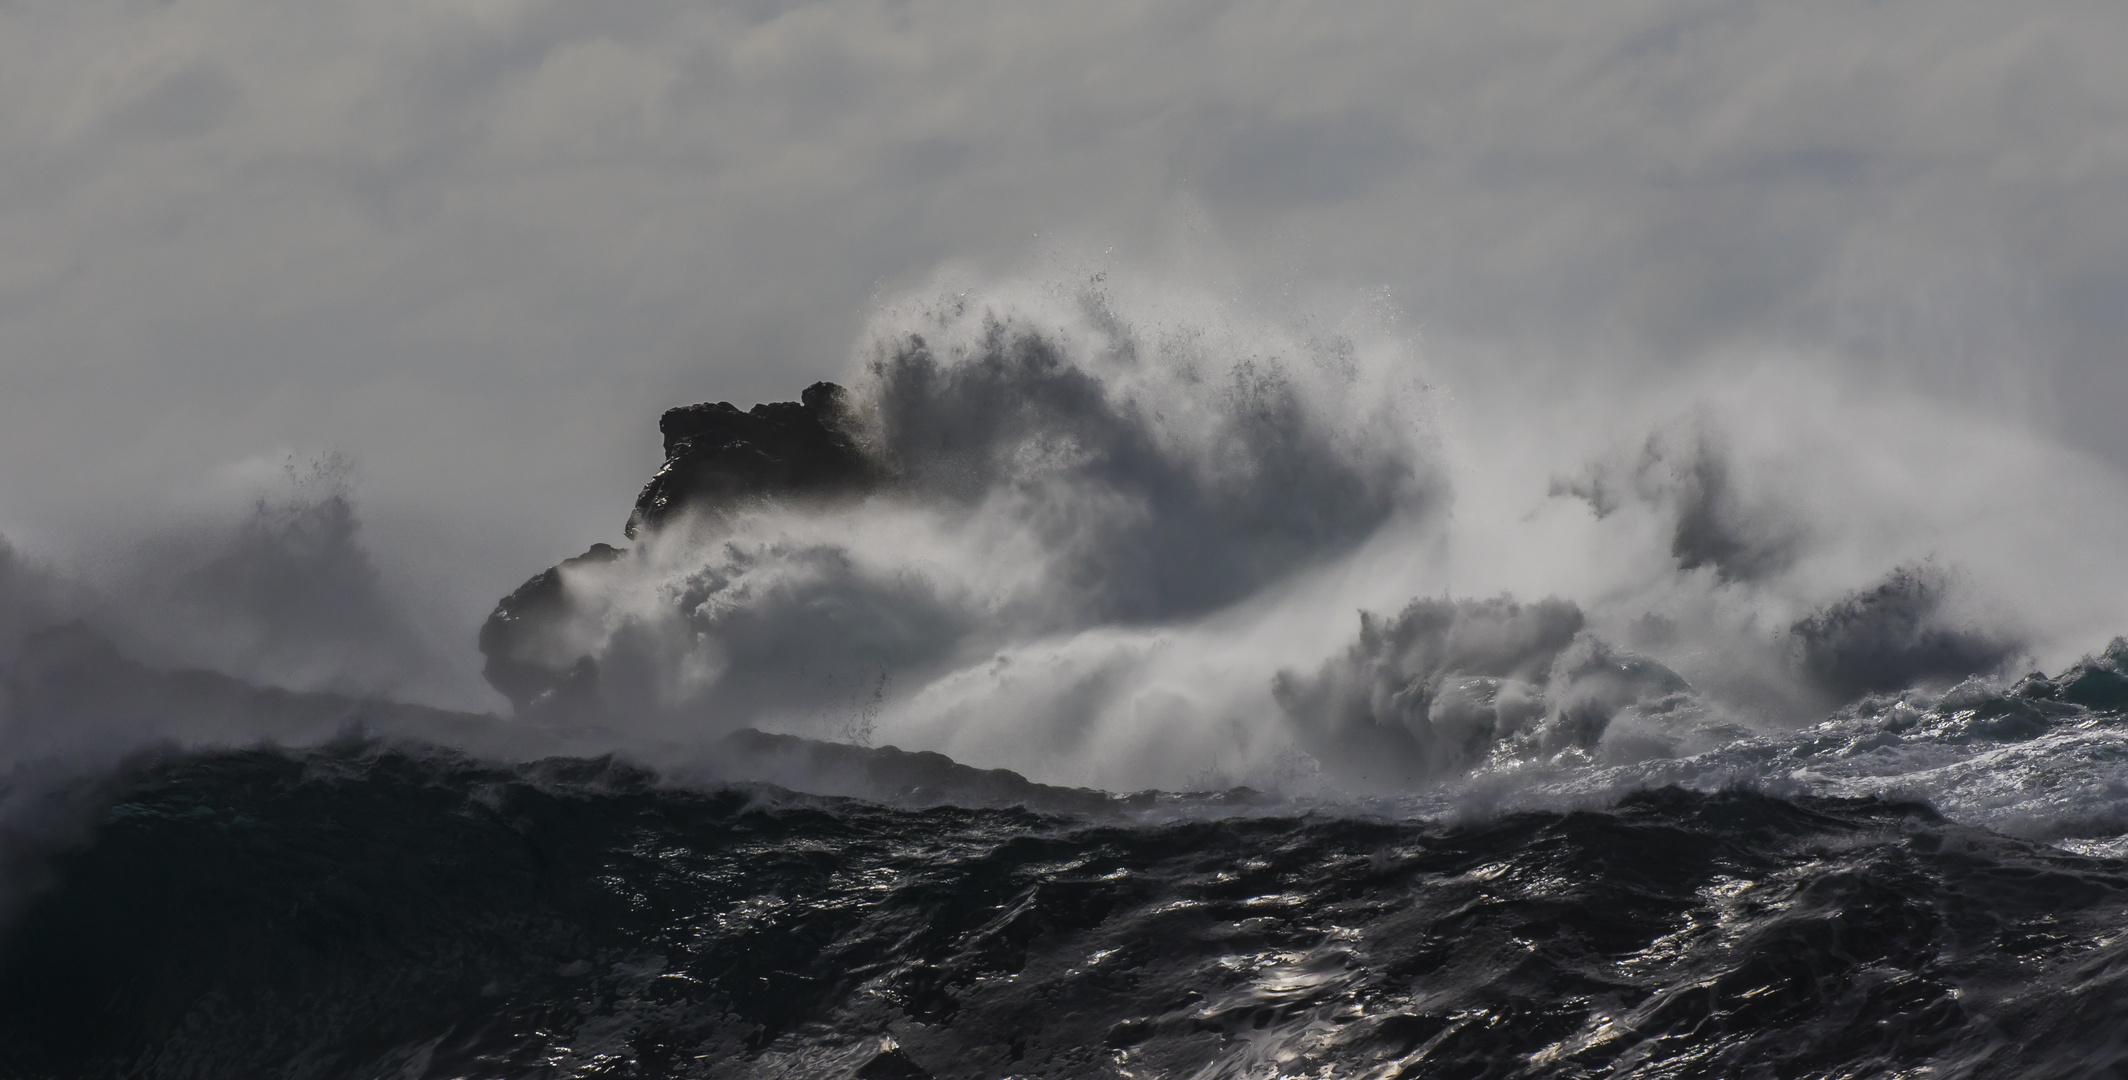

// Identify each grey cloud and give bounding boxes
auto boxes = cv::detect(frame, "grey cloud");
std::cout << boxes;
[3,0,2128,696]
[1198,110,1421,207]
[0,540,62,672]
[107,62,242,140]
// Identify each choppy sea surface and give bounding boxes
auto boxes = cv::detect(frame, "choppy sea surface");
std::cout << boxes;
[5,657,2128,1080]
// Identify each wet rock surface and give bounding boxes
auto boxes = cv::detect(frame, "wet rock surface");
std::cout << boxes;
[478,543,626,717]
[482,382,882,717]
[627,381,877,538]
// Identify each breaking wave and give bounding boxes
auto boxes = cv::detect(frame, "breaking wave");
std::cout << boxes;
[6,272,2128,1075]
[445,275,2128,806]
[6,745,2128,1078]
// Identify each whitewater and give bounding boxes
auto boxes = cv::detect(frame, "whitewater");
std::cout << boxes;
[3,274,2128,1077]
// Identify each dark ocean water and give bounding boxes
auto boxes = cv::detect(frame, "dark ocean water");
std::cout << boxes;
[4,741,2127,1079]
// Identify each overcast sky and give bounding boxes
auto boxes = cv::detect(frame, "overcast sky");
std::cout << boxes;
[4,0,2126,671]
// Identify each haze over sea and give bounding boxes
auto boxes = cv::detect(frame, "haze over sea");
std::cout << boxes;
[5,3,2128,1076]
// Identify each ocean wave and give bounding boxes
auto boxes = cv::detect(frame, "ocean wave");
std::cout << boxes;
[3,743,2124,1078]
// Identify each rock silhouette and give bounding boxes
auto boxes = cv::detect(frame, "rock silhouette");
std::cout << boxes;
[482,382,881,717]
[626,381,876,538]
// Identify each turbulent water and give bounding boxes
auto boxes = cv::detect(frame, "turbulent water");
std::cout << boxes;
[7,650,2128,1077]
[5,718,2128,1079]
[7,278,2128,1076]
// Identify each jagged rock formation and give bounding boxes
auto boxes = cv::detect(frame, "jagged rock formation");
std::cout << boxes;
[477,543,625,718]
[481,382,882,717]
[625,381,876,538]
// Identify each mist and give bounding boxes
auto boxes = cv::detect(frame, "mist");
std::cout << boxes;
[0,1,2125,806]
[7,1,2128,653]
[379,270,2125,799]
[12,7,2128,1073]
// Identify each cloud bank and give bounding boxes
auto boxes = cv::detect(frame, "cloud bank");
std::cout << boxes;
[4,1,2128,695]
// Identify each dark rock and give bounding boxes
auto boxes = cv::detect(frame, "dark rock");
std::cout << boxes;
[481,383,883,715]
[477,543,624,718]
[625,381,878,538]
